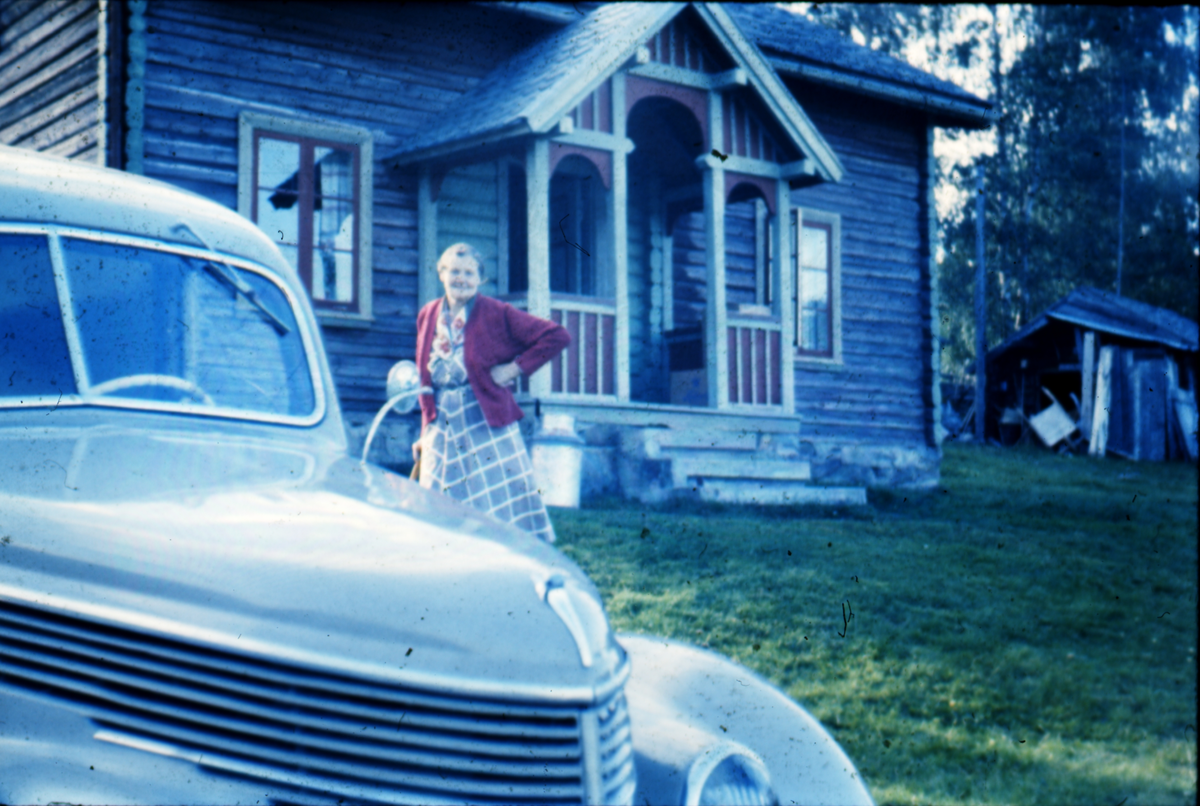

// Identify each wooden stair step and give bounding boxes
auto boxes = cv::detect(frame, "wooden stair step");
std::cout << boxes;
[669,453,812,486]
[695,479,867,506]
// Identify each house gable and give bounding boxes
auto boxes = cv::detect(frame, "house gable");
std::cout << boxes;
[386,2,843,184]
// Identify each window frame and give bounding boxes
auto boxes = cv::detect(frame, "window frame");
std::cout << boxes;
[238,112,374,328]
[792,206,842,364]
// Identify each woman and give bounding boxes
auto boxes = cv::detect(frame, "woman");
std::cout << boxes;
[413,243,570,542]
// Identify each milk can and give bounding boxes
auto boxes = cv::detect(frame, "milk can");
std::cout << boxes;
[530,413,586,508]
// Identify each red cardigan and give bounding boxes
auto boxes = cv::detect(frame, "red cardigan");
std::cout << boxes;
[415,295,570,429]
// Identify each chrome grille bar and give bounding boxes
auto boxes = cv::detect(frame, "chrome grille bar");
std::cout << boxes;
[0,598,646,804]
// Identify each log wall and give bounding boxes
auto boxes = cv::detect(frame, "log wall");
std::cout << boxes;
[787,82,931,449]
[133,0,551,414]
[0,0,108,162]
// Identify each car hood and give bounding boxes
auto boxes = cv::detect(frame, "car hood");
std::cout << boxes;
[0,420,623,703]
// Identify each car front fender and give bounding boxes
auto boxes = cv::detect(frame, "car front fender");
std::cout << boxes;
[619,634,874,806]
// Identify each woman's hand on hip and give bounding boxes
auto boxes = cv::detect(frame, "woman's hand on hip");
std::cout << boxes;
[489,361,522,387]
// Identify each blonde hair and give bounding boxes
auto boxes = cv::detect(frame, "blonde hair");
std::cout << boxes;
[437,243,486,278]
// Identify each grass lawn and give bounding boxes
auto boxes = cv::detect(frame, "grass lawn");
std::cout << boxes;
[551,443,1198,806]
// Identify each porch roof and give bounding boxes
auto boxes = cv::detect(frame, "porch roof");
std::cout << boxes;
[385,2,844,182]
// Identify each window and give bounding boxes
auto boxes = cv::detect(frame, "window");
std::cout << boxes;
[238,112,373,325]
[792,207,841,361]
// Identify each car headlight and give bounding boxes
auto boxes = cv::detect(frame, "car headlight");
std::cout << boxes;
[683,741,778,806]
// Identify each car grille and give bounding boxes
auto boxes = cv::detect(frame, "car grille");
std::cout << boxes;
[0,598,636,805]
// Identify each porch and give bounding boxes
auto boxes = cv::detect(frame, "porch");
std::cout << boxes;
[389,4,862,501]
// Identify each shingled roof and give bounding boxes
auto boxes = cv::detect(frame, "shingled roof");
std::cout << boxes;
[387,3,679,163]
[724,4,991,128]
[386,1,847,181]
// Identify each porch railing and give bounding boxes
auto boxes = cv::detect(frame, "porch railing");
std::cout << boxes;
[504,294,616,399]
[727,313,783,407]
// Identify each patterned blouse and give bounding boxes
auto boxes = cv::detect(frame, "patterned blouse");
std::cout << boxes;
[427,298,470,389]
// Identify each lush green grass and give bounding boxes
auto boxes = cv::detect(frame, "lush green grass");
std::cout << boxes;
[552,444,1198,806]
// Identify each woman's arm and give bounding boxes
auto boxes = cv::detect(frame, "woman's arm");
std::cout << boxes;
[503,304,570,376]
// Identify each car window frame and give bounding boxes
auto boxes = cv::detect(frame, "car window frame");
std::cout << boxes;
[0,223,327,427]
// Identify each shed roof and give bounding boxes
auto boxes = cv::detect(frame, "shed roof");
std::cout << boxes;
[989,287,1200,359]
[724,4,992,129]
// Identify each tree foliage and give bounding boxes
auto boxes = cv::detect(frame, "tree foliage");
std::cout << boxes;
[803,4,1199,378]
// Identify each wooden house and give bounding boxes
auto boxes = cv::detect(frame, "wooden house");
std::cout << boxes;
[983,287,1199,462]
[1,1,992,502]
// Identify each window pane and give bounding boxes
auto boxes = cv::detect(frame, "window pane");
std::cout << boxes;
[61,239,314,417]
[801,308,830,353]
[312,248,354,303]
[312,194,354,302]
[801,224,828,270]
[315,147,354,198]
[0,233,76,398]
[258,137,300,192]
[256,136,301,263]
[801,268,829,307]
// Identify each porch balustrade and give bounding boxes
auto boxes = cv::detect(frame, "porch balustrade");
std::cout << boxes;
[726,312,783,407]
[504,294,616,400]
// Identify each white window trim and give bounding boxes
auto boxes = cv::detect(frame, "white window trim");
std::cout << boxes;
[793,206,842,365]
[237,111,374,328]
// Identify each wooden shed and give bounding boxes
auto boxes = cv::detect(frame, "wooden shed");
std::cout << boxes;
[983,287,1199,461]
[1,1,992,502]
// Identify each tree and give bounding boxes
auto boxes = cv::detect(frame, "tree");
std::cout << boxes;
[800,4,1199,379]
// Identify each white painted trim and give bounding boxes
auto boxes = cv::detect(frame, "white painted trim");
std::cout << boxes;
[696,3,844,183]
[793,206,843,366]
[418,167,439,308]
[754,198,767,307]
[778,158,818,179]
[704,90,728,409]
[775,179,795,413]
[611,72,630,403]
[625,62,746,92]
[526,138,552,396]
[237,111,375,325]
[663,230,675,332]
[727,317,782,332]
[550,129,636,154]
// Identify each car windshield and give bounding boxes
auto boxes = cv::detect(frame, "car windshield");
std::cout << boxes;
[0,232,316,420]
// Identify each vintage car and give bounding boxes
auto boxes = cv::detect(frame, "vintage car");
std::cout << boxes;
[0,146,872,806]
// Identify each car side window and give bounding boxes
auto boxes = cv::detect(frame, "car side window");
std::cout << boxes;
[0,233,77,398]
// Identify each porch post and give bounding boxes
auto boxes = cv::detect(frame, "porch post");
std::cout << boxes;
[775,178,795,413]
[703,91,728,408]
[526,138,552,396]
[611,72,630,402]
[418,166,439,307]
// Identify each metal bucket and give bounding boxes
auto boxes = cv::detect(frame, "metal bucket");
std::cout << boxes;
[531,413,585,508]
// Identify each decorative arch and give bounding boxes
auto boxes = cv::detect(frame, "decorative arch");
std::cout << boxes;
[725,174,777,216]
[625,75,709,150]
[550,144,611,189]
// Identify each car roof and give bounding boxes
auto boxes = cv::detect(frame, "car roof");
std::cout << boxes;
[0,146,288,272]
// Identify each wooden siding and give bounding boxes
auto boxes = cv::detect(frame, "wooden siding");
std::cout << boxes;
[436,161,500,297]
[134,1,552,414]
[788,82,928,447]
[0,0,106,161]
[670,198,763,326]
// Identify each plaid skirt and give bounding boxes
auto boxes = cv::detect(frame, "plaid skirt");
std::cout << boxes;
[419,385,556,543]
